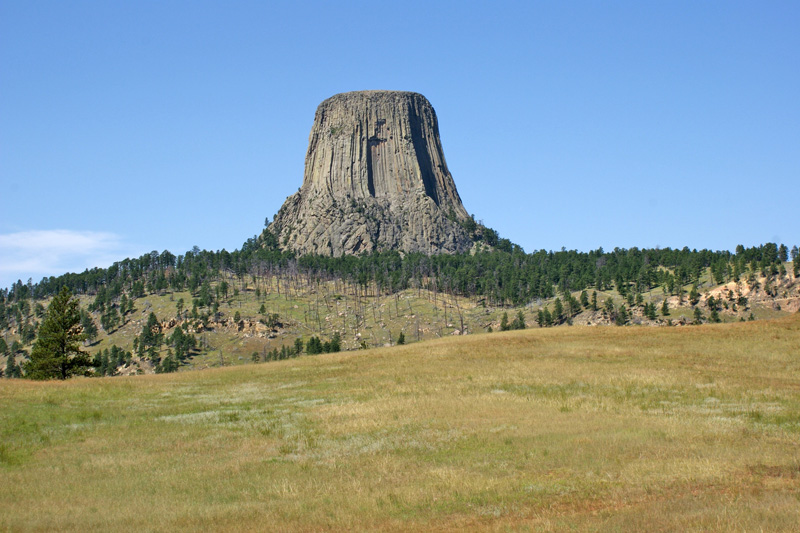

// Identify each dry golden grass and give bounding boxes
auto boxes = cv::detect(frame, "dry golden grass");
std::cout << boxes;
[2,316,799,531]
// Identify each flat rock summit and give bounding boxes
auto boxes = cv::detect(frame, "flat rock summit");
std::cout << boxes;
[266,91,475,256]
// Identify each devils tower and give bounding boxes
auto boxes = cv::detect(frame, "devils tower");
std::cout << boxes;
[267,91,475,256]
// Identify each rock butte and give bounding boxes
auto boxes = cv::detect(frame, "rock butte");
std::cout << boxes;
[267,91,474,256]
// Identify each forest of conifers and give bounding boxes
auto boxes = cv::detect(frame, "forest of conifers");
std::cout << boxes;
[2,233,795,310]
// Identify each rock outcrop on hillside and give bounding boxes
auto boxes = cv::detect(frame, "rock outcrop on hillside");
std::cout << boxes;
[267,91,474,256]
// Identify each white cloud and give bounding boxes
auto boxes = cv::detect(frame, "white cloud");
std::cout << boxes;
[0,230,134,289]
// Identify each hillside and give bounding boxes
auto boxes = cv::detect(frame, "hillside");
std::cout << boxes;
[2,248,799,377]
[2,316,799,530]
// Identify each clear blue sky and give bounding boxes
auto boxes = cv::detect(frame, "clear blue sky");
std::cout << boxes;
[1,1,798,289]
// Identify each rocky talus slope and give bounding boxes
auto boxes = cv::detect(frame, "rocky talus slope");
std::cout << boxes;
[268,91,474,256]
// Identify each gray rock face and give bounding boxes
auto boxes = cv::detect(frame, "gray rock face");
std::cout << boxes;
[268,91,473,256]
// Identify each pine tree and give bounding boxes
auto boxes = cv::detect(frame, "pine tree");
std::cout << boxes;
[306,336,322,355]
[138,312,163,361]
[564,294,580,317]
[580,290,589,309]
[101,350,112,376]
[778,244,788,263]
[157,351,179,373]
[500,312,510,331]
[25,286,91,380]
[661,299,670,316]
[5,349,21,378]
[329,332,341,352]
[512,310,526,330]
[615,305,628,326]
[794,247,800,277]
[552,298,564,324]
[604,298,614,316]
[542,307,553,327]
[397,332,405,345]
[100,307,120,333]
[80,309,98,344]
[689,285,700,306]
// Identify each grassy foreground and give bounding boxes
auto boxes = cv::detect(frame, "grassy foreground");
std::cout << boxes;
[2,317,800,531]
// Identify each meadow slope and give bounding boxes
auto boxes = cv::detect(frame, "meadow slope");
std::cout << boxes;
[2,316,799,531]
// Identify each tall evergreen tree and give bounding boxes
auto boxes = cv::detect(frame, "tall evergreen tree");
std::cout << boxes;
[689,285,700,306]
[157,351,179,373]
[552,298,564,324]
[794,247,800,277]
[5,349,21,378]
[512,310,526,330]
[615,305,628,326]
[80,309,98,344]
[329,331,342,352]
[499,312,510,331]
[693,307,704,325]
[542,307,553,327]
[137,312,164,362]
[778,244,788,263]
[604,298,615,316]
[306,336,323,354]
[24,286,91,380]
[100,307,120,333]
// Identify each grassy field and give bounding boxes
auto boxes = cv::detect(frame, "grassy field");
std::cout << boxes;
[2,316,799,531]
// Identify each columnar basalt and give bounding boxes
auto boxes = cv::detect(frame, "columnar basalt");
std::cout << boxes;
[267,91,474,256]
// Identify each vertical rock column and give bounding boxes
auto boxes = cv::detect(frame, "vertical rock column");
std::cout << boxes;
[269,91,473,256]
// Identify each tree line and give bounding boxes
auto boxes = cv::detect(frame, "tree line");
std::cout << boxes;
[3,240,796,310]
[2,239,797,380]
